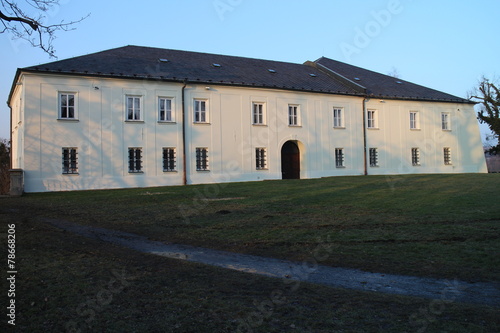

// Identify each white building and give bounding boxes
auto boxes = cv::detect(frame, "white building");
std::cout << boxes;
[7,46,487,192]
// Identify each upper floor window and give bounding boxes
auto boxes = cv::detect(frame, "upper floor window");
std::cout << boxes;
[441,113,450,130]
[196,147,209,171]
[158,97,173,122]
[59,93,76,119]
[410,111,419,130]
[128,147,143,173]
[252,102,265,125]
[367,109,377,128]
[126,96,142,121]
[333,108,344,128]
[194,99,209,123]
[255,148,267,170]
[288,104,300,126]
[62,147,78,174]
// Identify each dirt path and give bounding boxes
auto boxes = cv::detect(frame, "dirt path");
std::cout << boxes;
[42,218,500,307]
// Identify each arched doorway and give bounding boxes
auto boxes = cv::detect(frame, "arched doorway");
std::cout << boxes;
[281,141,300,179]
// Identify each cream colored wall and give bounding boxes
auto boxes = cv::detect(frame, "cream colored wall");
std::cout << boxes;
[15,73,487,192]
[364,99,487,175]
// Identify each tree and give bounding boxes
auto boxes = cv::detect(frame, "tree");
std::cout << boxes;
[0,139,10,194]
[469,77,500,155]
[0,0,88,57]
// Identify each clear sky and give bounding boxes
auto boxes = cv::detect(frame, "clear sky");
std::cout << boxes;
[1,0,499,143]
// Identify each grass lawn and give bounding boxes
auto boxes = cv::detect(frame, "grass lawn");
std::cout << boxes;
[1,173,499,332]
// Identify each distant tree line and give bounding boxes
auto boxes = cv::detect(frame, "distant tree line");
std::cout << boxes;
[0,139,10,194]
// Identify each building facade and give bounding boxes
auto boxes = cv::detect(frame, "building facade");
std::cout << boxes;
[8,46,487,192]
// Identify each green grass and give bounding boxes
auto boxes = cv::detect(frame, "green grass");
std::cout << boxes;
[1,174,499,332]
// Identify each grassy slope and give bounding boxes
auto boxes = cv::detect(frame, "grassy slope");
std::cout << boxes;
[1,174,499,332]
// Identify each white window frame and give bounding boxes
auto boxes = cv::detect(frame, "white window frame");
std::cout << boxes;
[288,104,300,126]
[158,97,174,122]
[194,99,209,123]
[162,147,176,172]
[252,102,266,125]
[367,109,378,129]
[333,107,344,128]
[410,111,419,130]
[441,113,451,131]
[128,147,143,173]
[369,148,379,167]
[335,148,345,168]
[196,147,209,171]
[59,92,77,120]
[126,95,142,121]
[411,148,420,166]
[255,148,267,170]
[62,147,78,174]
[443,147,452,165]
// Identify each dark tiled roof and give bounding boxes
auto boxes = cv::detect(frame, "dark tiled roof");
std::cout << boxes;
[18,45,471,103]
[315,57,471,103]
[22,45,360,96]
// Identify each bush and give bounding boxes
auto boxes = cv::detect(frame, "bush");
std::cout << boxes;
[0,139,11,194]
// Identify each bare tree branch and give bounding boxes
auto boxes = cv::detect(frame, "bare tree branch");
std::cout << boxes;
[0,0,89,57]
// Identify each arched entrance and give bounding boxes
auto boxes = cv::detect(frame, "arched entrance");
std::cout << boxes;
[281,141,300,179]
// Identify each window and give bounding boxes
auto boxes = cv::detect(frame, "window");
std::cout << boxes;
[128,148,143,173]
[369,148,378,167]
[335,148,345,168]
[333,108,344,128]
[196,148,209,171]
[158,97,173,122]
[162,147,176,172]
[288,104,299,126]
[441,113,450,130]
[194,99,208,123]
[59,93,76,119]
[126,96,142,121]
[443,147,452,165]
[255,148,267,170]
[367,110,377,128]
[252,102,265,125]
[410,111,419,129]
[411,148,420,166]
[62,148,78,174]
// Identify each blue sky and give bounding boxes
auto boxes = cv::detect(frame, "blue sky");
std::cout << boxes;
[1,0,499,143]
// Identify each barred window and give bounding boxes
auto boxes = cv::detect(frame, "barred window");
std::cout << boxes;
[128,148,143,173]
[196,148,209,171]
[162,148,176,171]
[62,148,78,174]
[255,148,267,170]
[369,148,378,167]
[411,148,420,166]
[444,147,452,165]
[335,148,345,168]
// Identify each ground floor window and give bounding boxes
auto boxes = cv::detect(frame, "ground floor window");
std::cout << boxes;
[62,148,78,174]
[369,148,378,167]
[411,148,420,166]
[443,147,452,165]
[128,147,143,173]
[196,148,209,171]
[335,148,345,167]
[163,147,176,171]
[256,148,267,170]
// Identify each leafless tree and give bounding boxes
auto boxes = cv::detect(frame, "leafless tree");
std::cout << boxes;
[0,0,88,57]
[469,77,500,154]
